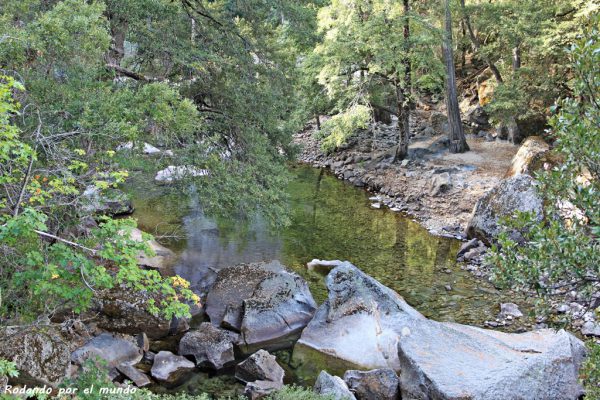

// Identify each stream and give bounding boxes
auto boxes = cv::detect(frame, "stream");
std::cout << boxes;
[124,164,526,397]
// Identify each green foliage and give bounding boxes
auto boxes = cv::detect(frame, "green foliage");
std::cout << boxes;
[488,17,599,312]
[266,386,334,400]
[0,77,197,323]
[0,359,18,379]
[582,341,600,400]
[463,0,599,125]
[318,104,371,153]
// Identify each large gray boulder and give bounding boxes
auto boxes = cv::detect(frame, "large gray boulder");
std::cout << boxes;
[150,351,195,386]
[0,325,81,387]
[178,322,239,370]
[81,186,133,216]
[343,369,399,400]
[466,174,543,245]
[235,350,284,384]
[94,285,188,339]
[296,263,585,400]
[295,263,424,372]
[71,333,142,368]
[313,371,356,400]
[205,261,317,353]
[397,321,584,400]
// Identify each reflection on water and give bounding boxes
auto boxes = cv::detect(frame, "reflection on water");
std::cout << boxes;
[127,164,513,326]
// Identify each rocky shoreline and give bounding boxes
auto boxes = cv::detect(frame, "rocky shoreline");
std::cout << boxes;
[0,261,588,399]
[293,117,600,339]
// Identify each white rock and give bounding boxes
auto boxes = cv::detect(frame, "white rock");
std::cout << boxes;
[143,143,161,155]
[155,166,209,183]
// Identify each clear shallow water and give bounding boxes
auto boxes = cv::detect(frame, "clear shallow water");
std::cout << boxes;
[126,164,517,326]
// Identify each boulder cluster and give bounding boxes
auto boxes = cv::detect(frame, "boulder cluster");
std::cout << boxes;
[1,259,586,399]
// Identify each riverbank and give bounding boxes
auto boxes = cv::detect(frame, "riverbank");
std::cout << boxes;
[293,115,519,238]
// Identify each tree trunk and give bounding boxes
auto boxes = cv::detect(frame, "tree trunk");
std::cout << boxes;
[107,16,128,67]
[508,44,522,143]
[315,114,321,131]
[443,0,469,153]
[395,0,412,162]
[512,45,521,71]
[459,20,467,77]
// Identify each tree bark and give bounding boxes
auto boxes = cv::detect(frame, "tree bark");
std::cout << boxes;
[395,0,412,162]
[106,16,128,67]
[507,44,522,143]
[443,0,469,153]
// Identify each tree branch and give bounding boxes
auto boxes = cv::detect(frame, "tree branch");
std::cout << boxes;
[106,63,150,81]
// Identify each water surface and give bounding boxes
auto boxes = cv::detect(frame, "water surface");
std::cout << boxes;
[127,164,513,326]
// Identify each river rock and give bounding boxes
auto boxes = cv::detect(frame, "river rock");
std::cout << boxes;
[81,186,133,216]
[205,261,317,353]
[0,325,80,386]
[178,322,239,369]
[150,351,195,386]
[429,172,452,196]
[235,350,284,384]
[430,112,448,135]
[244,380,283,400]
[71,333,142,368]
[296,262,425,372]
[155,166,208,183]
[296,263,586,400]
[398,321,584,400]
[94,285,188,339]
[313,371,356,400]
[505,136,550,178]
[466,174,543,245]
[582,321,600,337]
[116,364,151,387]
[123,227,176,271]
[499,302,523,319]
[456,238,481,258]
[343,369,399,400]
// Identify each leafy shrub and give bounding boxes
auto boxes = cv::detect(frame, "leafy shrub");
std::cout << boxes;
[317,105,371,153]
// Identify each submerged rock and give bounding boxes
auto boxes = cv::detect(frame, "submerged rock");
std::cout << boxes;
[313,371,356,400]
[150,351,195,386]
[123,227,176,271]
[343,369,400,400]
[235,350,284,384]
[466,174,543,245]
[297,262,585,400]
[178,322,238,370]
[205,261,317,353]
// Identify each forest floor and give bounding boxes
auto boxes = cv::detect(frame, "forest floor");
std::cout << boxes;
[293,112,520,239]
